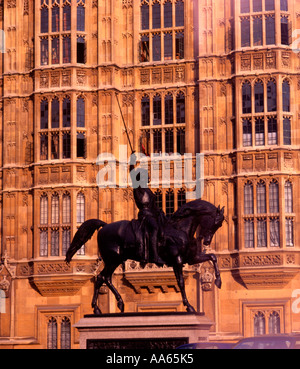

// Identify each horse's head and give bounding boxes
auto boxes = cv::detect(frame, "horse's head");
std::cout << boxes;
[198,205,225,246]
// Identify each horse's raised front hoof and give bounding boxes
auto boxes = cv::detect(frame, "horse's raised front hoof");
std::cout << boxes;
[186,305,196,313]
[215,277,222,289]
[93,306,102,316]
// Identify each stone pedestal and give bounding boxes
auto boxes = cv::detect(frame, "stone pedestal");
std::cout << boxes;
[74,312,214,349]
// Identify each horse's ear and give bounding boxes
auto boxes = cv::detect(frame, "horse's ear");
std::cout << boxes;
[217,205,220,211]
[220,206,225,215]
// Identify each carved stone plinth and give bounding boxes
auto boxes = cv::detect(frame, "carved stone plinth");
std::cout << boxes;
[74,312,213,349]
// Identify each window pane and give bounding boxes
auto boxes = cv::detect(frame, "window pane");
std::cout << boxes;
[164,33,172,60]
[153,129,162,154]
[51,37,59,64]
[41,38,49,65]
[63,36,71,63]
[282,80,290,112]
[281,17,289,45]
[77,37,86,64]
[41,100,49,129]
[176,93,185,123]
[62,229,71,256]
[283,118,291,145]
[63,98,71,127]
[255,118,264,146]
[265,16,275,45]
[254,312,266,336]
[52,6,59,32]
[63,132,71,159]
[41,7,49,33]
[267,80,277,112]
[40,196,48,225]
[77,193,85,223]
[40,134,48,160]
[141,3,149,30]
[255,82,264,113]
[51,230,59,256]
[285,182,293,213]
[152,34,161,61]
[253,17,263,46]
[269,182,279,213]
[244,220,254,248]
[242,82,251,114]
[268,117,277,145]
[177,189,186,209]
[175,0,184,27]
[63,4,71,31]
[176,128,185,155]
[61,318,71,349]
[280,0,288,11]
[77,98,85,127]
[152,3,161,29]
[47,318,57,349]
[51,133,59,159]
[286,219,294,246]
[269,312,280,334]
[140,35,150,62]
[62,194,71,223]
[175,32,184,59]
[244,183,253,214]
[40,230,48,256]
[166,190,174,217]
[77,5,85,32]
[164,1,172,28]
[51,98,59,128]
[141,95,150,126]
[257,219,267,247]
[243,119,252,147]
[257,183,266,213]
[265,0,274,11]
[155,190,163,210]
[77,132,86,158]
[253,0,262,12]
[153,95,162,125]
[270,218,280,247]
[241,18,250,47]
[165,94,173,125]
[241,0,250,13]
[51,195,59,224]
[165,129,174,154]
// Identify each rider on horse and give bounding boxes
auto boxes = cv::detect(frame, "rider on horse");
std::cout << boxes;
[129,151,165,266]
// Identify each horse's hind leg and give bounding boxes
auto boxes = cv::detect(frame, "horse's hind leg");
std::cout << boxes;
[92,273,105,315]
[105,275,124,313]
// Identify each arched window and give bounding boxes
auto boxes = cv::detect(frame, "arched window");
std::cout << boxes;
[257,181,266,214]
[269,181,279,213]
[284,181,293,213]
[166,190,174,217]
[269,312,280,334]
[242,82,251,114]
[254,81,264,113]
[176,92,185,124]
[77,97,85,127]
[282,80,290,112]
[47,317,57,349]
[165,94,173,125]
[62,194,71,224]
[77,4,85,32]
[243,119,252,147]
[61,317,71,349]
[51,98,59,128]
[267,80,276,112]
[244,182,253,214]
[141,1,149,30]
[76,193,85,224]
[41,6,49,33]
[164,1,172,28]
[63,97,71,127]
[52,5,59,32]
[51,194,59,224]
[254,312,266,336]
[141,95,150,126]
[153,94,162,125]
[40,195,48,225]
[63,4,71,31]
[41,99,49,129]
[175,0,184,27]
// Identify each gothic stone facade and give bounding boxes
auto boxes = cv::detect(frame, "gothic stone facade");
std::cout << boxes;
[0,0,300,348]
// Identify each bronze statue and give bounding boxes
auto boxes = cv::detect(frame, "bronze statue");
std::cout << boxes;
[65,190,225,315]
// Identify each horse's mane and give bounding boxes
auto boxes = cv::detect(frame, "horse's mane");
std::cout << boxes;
[171,199,217,221]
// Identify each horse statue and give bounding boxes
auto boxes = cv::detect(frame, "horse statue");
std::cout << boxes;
[65,199,225,315]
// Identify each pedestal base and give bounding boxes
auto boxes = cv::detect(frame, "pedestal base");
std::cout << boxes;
[74,312,214,349]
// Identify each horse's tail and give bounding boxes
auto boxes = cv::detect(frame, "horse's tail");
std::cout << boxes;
[65,219,107,264]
